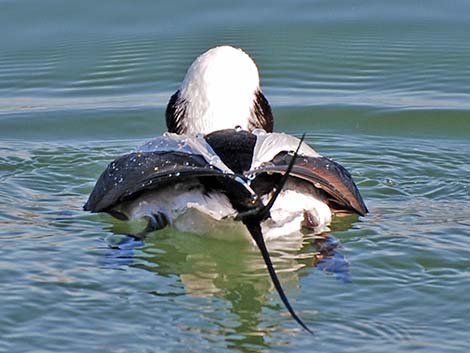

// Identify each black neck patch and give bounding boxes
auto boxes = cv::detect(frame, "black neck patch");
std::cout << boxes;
[250,90,274,132]
[165,90,187,134]
[166,89,274,134]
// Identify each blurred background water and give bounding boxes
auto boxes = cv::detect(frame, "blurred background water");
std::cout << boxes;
[1,1,469,352]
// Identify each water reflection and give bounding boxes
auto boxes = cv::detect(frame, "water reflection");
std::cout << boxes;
[100,217,356,349]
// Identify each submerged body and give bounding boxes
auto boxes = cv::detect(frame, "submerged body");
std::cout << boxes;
[116,178,330,240]
[85,129,367,240]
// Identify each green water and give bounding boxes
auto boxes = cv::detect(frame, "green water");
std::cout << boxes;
[1,1,469,352]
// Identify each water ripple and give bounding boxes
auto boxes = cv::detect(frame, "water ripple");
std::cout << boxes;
[2,1,470,350]
[1,22,470,111]
[1,130,469,352]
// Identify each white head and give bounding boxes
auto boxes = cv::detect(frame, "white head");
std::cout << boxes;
[166,46,273,134]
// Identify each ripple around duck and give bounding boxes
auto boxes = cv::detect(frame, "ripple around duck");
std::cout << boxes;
[1,128,469,352]
[2,2,470,351]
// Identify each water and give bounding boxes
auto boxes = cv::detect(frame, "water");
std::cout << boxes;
[1,1,470,352]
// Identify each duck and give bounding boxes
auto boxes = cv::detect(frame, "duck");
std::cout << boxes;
[84,45,368,333]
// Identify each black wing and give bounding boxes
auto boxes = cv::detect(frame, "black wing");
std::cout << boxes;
[251,152,368,216]
[84,151,251,214]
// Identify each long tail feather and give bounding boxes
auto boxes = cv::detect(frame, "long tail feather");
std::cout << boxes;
[239,133,313,334]
[244,220,313,334]
[260,133,306,216]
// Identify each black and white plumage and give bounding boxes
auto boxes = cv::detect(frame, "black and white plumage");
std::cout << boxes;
[165,46,274,135]
[85,130,367,238]
[84,46,368,333]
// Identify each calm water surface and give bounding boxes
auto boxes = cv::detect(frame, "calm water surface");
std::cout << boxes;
[1,1,469,352]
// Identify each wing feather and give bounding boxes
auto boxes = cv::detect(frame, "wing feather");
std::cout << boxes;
[84,151,228,213]
[251,152,368,216]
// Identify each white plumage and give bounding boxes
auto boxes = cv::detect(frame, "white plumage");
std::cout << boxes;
[179,46,261,134]
[118,132,332,239]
